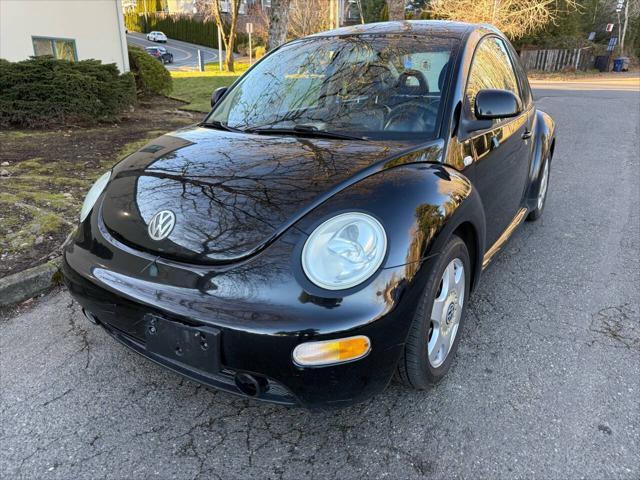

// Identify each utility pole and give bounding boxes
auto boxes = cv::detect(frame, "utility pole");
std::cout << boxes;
[617,0,623,55]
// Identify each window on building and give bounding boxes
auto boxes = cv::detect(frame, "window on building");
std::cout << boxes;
[32,37,77,61]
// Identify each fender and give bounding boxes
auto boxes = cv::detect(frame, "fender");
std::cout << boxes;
[294,163,486,293]
[526,109,556,209]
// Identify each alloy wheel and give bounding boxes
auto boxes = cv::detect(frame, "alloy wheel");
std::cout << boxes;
[428,258,465,368]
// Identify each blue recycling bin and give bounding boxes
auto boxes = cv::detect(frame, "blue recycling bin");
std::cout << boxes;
[613,58,624,72]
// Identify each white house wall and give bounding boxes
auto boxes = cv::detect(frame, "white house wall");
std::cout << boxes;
[0,0,129,72]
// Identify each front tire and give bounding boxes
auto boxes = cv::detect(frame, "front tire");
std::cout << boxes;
[396,235,471,389]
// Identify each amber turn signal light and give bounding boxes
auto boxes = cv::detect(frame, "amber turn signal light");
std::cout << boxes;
[292,335,371,366]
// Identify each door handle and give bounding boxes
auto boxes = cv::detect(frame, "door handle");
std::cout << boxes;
[521,130,532,140]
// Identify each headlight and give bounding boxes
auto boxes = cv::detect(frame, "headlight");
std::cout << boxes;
[301,212,387,290]
[79,171,111,222]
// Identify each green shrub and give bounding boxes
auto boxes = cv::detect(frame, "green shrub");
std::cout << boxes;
[0,56,136,128]
[127,45,172,96]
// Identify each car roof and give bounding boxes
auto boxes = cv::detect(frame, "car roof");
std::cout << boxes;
[310,20,499,40]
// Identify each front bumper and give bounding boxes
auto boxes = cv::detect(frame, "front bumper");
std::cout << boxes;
[63,260,404,408]
[61,212,424,408]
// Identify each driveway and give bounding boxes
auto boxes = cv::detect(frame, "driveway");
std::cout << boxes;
[1,77,639,479]
[126,32,228,70]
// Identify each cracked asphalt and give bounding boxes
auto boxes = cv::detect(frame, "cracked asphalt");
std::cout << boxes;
[2,79,639,480]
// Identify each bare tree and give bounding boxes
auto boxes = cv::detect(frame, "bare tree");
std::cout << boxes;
[620,0,640,55]
[209,0,241,72]
[430,0,579,38]
[387,0,406,20]
[268,0,291,50]
[288,0,331,38]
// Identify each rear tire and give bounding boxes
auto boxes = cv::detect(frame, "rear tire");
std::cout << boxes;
[527,158,550,222]
[396,235,470,389]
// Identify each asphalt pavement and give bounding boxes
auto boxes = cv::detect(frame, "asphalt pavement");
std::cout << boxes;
[1,78,639,479]
[126,32,227,70]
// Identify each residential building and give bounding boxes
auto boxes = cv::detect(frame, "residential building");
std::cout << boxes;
[0,0,130,72]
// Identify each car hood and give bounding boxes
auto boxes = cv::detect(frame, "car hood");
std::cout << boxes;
[101,126,418,264]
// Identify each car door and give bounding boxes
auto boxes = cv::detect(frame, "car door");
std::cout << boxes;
[460,36,533,249]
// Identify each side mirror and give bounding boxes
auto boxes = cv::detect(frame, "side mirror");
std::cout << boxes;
[210,87,227,108]
[474,89,521,120]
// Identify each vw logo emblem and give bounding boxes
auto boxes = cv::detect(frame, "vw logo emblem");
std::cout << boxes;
[148,210,175,241]
[445,303,455,325]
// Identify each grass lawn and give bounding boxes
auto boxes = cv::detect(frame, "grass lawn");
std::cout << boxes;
[170,64,248,113]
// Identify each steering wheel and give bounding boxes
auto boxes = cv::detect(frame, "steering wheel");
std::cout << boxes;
[384,101,438,132]
[396,69,429,95]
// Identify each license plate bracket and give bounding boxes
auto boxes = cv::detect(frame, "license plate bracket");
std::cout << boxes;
[144,314,221,373]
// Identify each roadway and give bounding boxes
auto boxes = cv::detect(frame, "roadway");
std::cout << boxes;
[126,32,227,70]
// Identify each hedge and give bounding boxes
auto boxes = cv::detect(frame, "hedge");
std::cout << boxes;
[125,12,221,49]
[0,56,136,128]
[124,12,249,52]
[128,45,172,96]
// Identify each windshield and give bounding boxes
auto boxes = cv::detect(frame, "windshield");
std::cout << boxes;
[206,35,456,141]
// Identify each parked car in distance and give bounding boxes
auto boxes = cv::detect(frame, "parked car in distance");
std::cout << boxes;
[145,46,173,64]
[64,21,555,409]
[146,31,167,43]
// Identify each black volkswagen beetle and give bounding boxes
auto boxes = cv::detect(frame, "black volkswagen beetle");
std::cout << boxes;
[63,21,555,408]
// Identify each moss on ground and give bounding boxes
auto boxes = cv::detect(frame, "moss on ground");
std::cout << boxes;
[0,99,194,276]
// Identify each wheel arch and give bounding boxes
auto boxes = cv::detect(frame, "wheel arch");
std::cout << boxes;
[451,221,481,292]
[526,109,556,208]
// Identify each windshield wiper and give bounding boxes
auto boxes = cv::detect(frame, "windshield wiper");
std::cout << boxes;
[201,120,244,133]
[246,124,368,141]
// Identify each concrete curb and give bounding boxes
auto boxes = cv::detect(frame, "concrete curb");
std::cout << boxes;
[0,258,62,306]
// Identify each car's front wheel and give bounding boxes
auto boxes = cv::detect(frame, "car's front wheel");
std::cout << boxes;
[396,235,470,389]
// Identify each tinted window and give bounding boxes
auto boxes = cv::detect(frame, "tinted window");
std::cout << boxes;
[465,37,520,118]
[207,35,456,141]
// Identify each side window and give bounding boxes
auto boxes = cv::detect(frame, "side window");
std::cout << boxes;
[465,37,520,118]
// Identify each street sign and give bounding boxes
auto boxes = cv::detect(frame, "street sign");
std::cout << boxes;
[606,23,614,32]
[616,0,624,12]
[246,22,253,34]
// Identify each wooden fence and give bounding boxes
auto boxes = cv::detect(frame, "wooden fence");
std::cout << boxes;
[519,48,594,72]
